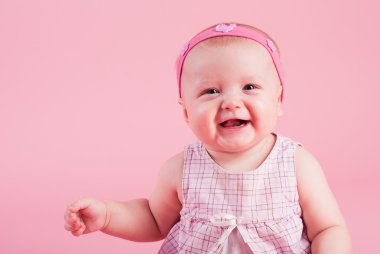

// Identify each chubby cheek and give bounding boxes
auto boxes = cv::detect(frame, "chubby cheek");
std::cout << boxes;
[249,100,265,118]
[187,105,215,135]
[249,99,278,125]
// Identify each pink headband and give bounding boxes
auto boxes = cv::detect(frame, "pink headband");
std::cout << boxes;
[176,23,284,100]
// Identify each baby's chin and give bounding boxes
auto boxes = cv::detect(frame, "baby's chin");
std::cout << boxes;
[212,139,256,153]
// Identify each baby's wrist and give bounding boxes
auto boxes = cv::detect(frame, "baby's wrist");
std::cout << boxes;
[100,200,111,231]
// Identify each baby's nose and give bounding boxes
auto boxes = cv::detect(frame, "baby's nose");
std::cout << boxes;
[221,93,243,110]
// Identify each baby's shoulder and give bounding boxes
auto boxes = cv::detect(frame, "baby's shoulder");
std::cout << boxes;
[161,151,184,173]
[294,145,321,171]
[158,152,184,202]
[294,145,326,198]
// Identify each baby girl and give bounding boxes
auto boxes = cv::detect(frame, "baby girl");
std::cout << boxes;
[64,23,352,253]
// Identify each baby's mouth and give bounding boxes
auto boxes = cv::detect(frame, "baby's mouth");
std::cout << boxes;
[220,119,249,128]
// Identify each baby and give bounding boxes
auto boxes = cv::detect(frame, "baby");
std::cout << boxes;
[64,23,352,253]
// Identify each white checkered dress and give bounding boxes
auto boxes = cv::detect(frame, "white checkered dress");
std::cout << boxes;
[159,134,311,253]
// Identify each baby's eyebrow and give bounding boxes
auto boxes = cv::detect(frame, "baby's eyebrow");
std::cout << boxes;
[242,75,264,82]
[194,79,219,86]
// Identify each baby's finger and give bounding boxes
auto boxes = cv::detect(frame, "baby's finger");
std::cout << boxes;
[70,214,83,229]
[64,209,75,222]
[68,205,80,213]
[64,212,81,230]
[64,210,76,223]
[71,225,86,237]
[64,221,74,231]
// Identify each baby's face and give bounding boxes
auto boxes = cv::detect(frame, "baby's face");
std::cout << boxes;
[179,39,283,153]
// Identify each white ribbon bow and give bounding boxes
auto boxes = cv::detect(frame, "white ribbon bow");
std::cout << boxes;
[208,213,254,254]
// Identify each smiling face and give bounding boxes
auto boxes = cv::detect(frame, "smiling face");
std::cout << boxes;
[179,38,283,154]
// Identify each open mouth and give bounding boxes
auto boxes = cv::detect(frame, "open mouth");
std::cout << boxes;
[220,119,249,128]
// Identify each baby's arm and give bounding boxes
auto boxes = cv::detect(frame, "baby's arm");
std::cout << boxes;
[103,152,183,241]
[64,152,183,241]
[296,146,352,253]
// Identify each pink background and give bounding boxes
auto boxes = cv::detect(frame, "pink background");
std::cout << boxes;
[0,0,379,253]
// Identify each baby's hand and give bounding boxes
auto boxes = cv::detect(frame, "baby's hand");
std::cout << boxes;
[64,197,108,236]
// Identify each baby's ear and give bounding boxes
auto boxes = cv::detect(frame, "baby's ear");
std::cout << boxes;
[178,98,189,123]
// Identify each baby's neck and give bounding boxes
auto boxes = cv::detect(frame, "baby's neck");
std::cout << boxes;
[206,134,277,173]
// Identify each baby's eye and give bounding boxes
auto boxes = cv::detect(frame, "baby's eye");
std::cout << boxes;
[204,88,220,95]
[243,84,256,90]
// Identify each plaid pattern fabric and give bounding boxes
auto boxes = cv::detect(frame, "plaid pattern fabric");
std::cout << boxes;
[159,134,311,253]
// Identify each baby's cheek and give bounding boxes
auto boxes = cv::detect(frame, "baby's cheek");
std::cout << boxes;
[189,106,210,122]
[248,100,265,117]
[186,112,203,129]
[188,110,212,134]
[252,98,266,109]
[250,100,278,124]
